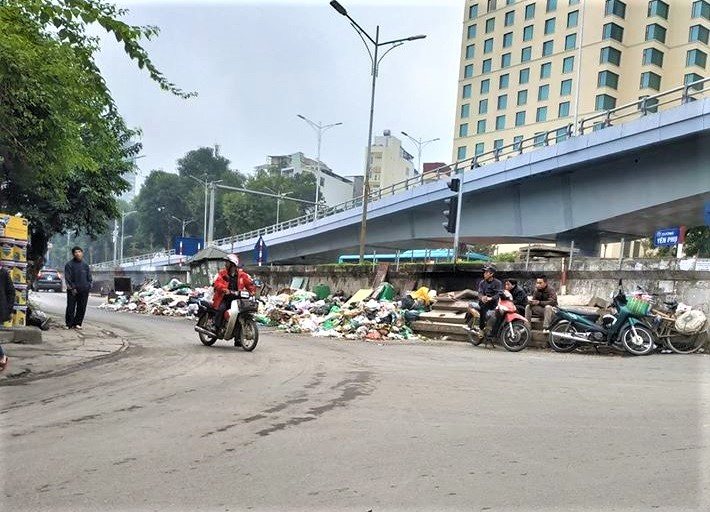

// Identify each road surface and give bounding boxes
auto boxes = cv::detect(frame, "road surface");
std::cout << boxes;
[2,293,709,511]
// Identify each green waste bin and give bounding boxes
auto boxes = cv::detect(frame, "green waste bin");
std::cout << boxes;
[313,284,331,300]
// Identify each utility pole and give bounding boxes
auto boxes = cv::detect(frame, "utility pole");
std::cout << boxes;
[170,216,196,237]
[207,182,217,245]
[401,131,440,175]
[120,210,137,263]
[189,174,210,243]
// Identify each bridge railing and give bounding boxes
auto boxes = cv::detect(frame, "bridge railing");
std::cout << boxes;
[93,77,710,268]
[92,249,177,270]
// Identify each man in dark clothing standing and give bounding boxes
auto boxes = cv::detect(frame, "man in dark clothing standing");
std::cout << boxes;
[468,264,503,332]
[1,267,15,370]
[64,246,93,330]
[505,279,528,315]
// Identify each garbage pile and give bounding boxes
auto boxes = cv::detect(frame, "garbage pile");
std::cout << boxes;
[99,279,208,318]
[257,284,434,341]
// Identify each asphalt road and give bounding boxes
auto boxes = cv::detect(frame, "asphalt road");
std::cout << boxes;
[2,293,709,511]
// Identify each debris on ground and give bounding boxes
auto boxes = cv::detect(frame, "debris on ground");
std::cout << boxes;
[99,279,209,318]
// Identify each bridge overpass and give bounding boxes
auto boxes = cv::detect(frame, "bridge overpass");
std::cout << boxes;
[96,84,710,269]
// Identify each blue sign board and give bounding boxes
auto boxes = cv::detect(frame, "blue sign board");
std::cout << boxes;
[705,201,710,227]
[253,236,268,266]
[173,237,203,257]
[654,227,681,248]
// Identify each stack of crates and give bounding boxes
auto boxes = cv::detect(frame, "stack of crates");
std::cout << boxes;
[0,214,29,327]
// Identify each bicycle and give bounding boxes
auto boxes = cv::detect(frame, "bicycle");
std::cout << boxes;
[647,299,707,355]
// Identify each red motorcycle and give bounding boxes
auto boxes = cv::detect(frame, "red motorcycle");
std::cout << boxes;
[468,291,532,352]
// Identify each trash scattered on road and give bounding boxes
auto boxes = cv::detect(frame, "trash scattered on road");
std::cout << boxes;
[99,279,209,318]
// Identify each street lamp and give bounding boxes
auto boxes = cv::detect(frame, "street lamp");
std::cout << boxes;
[401,131,440,175]
[329,0,426,263]
[297,114,342,219]
[170,215,196,238]
[265,187,294,225]
[188,174,210,243]
[120,210,137,263]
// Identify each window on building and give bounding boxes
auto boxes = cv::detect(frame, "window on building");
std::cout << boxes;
[466,44,475,59]
[477,119,487,134]
[457,146,467,159]
[479,99,489,114]
[648,0,669,19]
[521,46,532,62]
[484,38,494,53]
[646,23,667,43]
[570,0,580,4]
[603,22,624,43]
[498,94,508,109]
[475,142,485,155]
[639,95,659,114]
[565,33,577,50]
[496,115,506,130]
[600,46,622,66]
[542,40,554,56]
[503,32,513,48]
[486,17,496,33]
[540,62,552,78]
[487,0,498,11]
[501,53,512,68]
[534,132,546,146]
[493,139,504,150]
[687,49,708,68]
[464,64,474,78]
[598,70,620,89]
[538,84,550,101]
[545,18,556,34]
[506,0,516,4]
[515,111,526,126]
[463,84,472,98]
[685,73,705,91]
[690,24,710,44]
[505,10,515,26]
[518,89,528,105]
[481,79,490,93]
[525,3,535,19]
[692,0,710,19]
[523,25,534,41]
[459,123,469,137]
[483,59,492,73]
[559,101,571,117]
[461,103,470,118]
[567,10,579,28]
[605,0,627,18]
[536,106,548,122]
[547,0,557,12]
[642,47,664,67]
[500,73,510,88]
[511,135,522,150]
[556,126,569,142]
[469,4,479,19]
[519,67,530,84]
[595,94,617,110]
[467,25,477,39]
[562,56,574,73]
[560,78,573,95]
[640,71,662,90]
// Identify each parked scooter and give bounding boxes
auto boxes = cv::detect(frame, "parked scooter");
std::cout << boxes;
[548,279,655,356]
[468,290,532,352]
[194,291,259,351]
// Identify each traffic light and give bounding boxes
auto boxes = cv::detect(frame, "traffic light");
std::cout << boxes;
[447,177,461,193]
[443,196,459,233]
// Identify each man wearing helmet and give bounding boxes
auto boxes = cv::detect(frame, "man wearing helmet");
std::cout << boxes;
[211,254,256,332]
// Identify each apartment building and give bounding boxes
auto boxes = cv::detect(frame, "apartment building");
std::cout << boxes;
[367,130,416,192]
[453,0,710,161]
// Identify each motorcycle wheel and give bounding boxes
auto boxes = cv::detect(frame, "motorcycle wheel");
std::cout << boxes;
[621,325,655,356]
[500,320,531,352]
[239,318,259,352]
[549,320,579,353]
[197,314,218,346]
[467,327,483,346]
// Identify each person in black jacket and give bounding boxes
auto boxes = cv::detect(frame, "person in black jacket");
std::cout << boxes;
[1,267,15,371]
[467,265,503,332]
[64,246,93,330]
[505,279,528,315]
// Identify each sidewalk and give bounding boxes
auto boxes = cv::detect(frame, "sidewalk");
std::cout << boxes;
[0,322,127,383]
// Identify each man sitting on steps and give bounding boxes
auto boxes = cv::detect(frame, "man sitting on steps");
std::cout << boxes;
[525,274,558,334]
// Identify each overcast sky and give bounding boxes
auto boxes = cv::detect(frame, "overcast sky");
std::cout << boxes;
[97,0,462,188]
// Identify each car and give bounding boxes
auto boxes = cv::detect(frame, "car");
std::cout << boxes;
[34,268,64,292]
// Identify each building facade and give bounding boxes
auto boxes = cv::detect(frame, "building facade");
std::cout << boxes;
[257,152,354,206]
[454,0,710,161]
[367,130,416,192]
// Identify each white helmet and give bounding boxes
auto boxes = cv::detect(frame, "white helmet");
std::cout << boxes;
[226,254,240,266]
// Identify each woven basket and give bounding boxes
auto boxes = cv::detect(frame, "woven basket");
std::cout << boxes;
[626,297,651,316]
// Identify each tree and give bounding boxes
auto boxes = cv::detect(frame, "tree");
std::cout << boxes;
[684,226,710,257]
[0,0,192,269]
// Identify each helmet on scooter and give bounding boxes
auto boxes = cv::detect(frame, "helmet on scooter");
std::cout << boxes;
[225,254,240,267]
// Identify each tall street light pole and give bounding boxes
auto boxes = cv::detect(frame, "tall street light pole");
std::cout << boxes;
[189,174,210,243]
[120,210,137,263]
[297,114,343,220]
[170,216,196,238]
[401,131,440,175]
[329,0,426,264]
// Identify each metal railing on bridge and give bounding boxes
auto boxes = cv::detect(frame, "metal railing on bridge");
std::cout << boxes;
[93,77,710,269]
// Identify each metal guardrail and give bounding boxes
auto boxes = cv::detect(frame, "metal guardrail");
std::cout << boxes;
[94,78,709,269]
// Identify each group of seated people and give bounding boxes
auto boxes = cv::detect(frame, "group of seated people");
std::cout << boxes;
[450,264,559,335]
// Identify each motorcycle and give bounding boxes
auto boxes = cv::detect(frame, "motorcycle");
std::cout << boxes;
[548,279,655,356]
[468,290,532,352]
[194,291,259,351]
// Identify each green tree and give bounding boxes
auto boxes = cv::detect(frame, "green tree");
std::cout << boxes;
[684,226,710,257]
[0,0,192,268]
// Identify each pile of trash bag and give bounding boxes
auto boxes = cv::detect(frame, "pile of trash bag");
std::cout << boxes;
[99,279,208,318]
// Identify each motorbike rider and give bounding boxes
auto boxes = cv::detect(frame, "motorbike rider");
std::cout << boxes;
[467,264,503,334]
[211,254,257,333]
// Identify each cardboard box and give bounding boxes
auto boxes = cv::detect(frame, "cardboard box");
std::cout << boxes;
[0,215,29,241]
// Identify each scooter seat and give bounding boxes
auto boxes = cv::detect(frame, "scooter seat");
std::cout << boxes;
[198,299,217,313]
[558,307,600,320]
